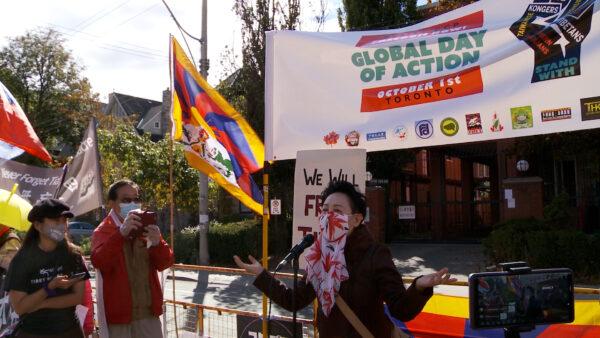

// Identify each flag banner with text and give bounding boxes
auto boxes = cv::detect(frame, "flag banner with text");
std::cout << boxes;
[55,119,103,216]
[0,159,63,204]
[265,0,600,160]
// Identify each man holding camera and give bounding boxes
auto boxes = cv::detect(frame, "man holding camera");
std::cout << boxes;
[91,180,174,338]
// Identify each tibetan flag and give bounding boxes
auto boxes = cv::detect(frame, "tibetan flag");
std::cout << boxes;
[0,80,52,162]
[386,294,600,337]
[170,37,264,214]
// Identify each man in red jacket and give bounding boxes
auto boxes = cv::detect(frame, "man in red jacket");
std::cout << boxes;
[92,180,174,338]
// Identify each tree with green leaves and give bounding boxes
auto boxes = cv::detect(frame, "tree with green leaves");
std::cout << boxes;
[337,0,418,31]
[419,0,478,19]
[0,28,99,162]
[98,123,201,227]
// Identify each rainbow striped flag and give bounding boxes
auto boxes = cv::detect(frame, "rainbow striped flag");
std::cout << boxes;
[387,294,600,337]
[170,37,264,214]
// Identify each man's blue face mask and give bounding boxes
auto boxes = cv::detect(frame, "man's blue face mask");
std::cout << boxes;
[119,202,141,219]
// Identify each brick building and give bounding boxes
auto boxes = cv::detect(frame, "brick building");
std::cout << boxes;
[364,136,600,242]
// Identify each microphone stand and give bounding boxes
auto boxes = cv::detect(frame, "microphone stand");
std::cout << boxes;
[292,255,300,338]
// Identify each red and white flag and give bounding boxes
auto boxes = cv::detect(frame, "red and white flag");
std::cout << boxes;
[0,80,52,162]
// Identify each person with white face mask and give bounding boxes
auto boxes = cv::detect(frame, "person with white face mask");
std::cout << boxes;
[91,180,173,338]
[4,199,89,338]
[235,180,457,338]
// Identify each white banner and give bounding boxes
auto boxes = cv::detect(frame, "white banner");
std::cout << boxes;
[292,149,366,267]
[265,0,600,160]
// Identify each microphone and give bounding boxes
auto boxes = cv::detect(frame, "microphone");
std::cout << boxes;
[277,234,315,268]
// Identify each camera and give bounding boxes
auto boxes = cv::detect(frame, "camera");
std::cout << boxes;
[128,210,157,240]
[469,267,574,330]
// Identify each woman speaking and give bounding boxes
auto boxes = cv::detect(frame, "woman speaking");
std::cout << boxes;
[235,180,455,338]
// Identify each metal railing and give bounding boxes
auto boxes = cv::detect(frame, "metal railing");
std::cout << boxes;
[163,299,314,338]
[171,264,600,295]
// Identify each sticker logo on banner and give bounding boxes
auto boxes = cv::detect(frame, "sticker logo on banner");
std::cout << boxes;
[541,107,572,122]
[415,120,434,139]
[345,131,360,146]
[490,112,504,132]
[511,106,534,129]
[393,125,408,140]
[465,113,483,134]
[323,131,339,146]
[440,118,459,136]
[581,96,600,121]
[510,0,595,83]
[366,131,386,141]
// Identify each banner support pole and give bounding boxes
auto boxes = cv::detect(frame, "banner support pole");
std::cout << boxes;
[262,161,270,337]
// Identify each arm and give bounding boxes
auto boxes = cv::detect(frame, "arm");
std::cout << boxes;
[37,280,85,310]
[374,246,433,322]
[91,229,124,273]
[253,270,316,312]
[8,275,81,315]
[148,239,174,272]
[9,289,48,316]
[234,254,316,312]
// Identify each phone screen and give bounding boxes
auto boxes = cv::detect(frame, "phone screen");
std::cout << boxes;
[469,269,574,329]
[69,272,87,280]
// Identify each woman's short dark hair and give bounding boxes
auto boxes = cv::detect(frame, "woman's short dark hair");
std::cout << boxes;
[107,179,139,201]
[321,180,367,216]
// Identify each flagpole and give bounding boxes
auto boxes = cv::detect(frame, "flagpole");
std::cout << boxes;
[197,0,210,266]
[168,35,180,338]
[262,161,270,336]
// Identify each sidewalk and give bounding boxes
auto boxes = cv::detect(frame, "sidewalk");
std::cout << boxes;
[389,242,487,282]
[168,242,488,283]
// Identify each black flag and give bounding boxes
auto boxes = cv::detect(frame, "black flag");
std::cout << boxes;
[56,118,103,216]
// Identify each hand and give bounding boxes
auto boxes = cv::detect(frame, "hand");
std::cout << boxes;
[120,212,142,237]
[233,255,264,276]
[415,268,457,291]
[144,224,161,247]
[48,275,79,290]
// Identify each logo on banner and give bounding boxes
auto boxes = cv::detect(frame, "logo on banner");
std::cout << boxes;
[465,113,483,134]
[366,131,386,141]
[490,112,504,132]
[63,177,78,192]
[415,120,434,139]
[80,171,96,198]
[353,12,488,113]
[511,106,534,129]
[323,131,339,146]
[541,107,572,122]
[581,96,600,121]
[344,131,360,146]
[510,0,595,83]
[393,125,408,140]
[440,118,459,136]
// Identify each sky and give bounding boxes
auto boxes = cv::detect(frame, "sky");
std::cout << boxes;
[0,0,348,102]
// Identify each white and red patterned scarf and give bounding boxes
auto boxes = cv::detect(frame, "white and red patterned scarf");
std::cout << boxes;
[305,211,350,316]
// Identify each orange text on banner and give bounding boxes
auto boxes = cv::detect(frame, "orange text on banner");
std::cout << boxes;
[360,66,483,113]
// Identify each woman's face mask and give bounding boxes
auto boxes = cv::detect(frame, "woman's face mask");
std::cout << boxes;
[318,211,350,242]
[41,219,66,242]
[320,192,364,231]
